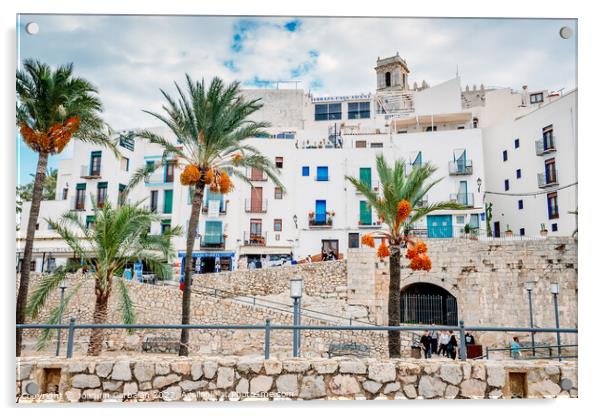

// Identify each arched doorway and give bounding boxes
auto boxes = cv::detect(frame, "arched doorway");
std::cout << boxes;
[400,283,458,325]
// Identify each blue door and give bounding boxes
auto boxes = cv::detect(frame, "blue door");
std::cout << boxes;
[427,215,453,238]
[315,200,326,224]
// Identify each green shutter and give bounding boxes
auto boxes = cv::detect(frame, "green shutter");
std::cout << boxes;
[146,161,155,173]
[359,168,372,188]
[86,215,95,228]
[76,183,87,190]
[360,201,372,225]
[206,191,224,210]
[97,182,108,189]
[204,221,222,244]
[163,190,173,214]
[91,151,101,157]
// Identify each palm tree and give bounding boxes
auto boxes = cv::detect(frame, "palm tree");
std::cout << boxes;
[26,201,181,355]
[127,75,284,356]
[16,59,118,356]
[346,155,463,357]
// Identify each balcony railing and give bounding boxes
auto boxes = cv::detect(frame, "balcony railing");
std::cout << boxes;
[144,171,167,185]
[202,201,227,215]
[243,231,267,246]
[358,219,382,228]
[415,197,428,208]
[538,170,559,188]
[200,234,225,248]
[308,212,334,228]
[244,199,268,213]
[70,196,86,211]
[535,136,556,156]
[449,192,475,207]
[80,165,101,179]
[448,160,473,176]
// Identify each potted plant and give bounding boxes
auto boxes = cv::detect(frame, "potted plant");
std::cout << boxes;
[505,225,513,237]
[463,223,471,238]
[309,211,315,219]
[540,223,548,237]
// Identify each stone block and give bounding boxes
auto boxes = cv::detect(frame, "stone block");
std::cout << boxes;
[179,380,204,392]
[250,375,273,394]
[153,374,181,389]
[276,374,299,397]
[460,379,486,398]
[339,360,367,374]
[72,374,101,389]
[191,362,203,381]
[330,374,361,396]
[486,365,506,388]
[368,362,396,383]
[440,364,463,385]
[312,359,338,374]
[95,362,114,378]
[203,361,218,379]
[283,359,310,373]
[216,367,235,389]
[383,381,401,395]
[300,375,326,399]
[418,376,446,399]
[133,362,154,382]
[264,359,283,375]
[362,380,382,394]
[235,378,249,394]
[110,361,132,381]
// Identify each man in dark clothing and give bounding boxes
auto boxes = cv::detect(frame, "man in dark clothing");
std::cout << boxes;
[465,332,476,345]
[447,330,458,359]
[420,330,432,358]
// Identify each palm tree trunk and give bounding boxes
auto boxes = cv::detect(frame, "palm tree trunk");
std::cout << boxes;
[179,181,204,356]
[387,245,402,358]
[88,280,111,356]
[16,151,49,357]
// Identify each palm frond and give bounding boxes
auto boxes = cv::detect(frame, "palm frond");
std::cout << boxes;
[117,278,136,334]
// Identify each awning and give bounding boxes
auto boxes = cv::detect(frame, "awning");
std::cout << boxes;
[239,246,293,256]
[178,251,235,258]
[391,112,473,130]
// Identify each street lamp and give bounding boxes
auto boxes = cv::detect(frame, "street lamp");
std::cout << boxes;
[55,279,69,356]
[477,177,482,193]
[293,214,298,229]
[525,281,536,356]
[550,282,561,361]
[290,277,304,357]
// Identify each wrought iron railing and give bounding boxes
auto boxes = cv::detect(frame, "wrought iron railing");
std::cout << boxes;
[80,165,102,178]
[448,160,473,175]
[244,199,267,213]
[449,192,475,207]
[243,231,267,246]
[538,170,558,188]
[308,212,334,227]
[535,136,556,156]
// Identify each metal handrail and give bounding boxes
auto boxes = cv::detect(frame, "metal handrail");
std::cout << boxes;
[485,344,578,360]
[18,320,578,361]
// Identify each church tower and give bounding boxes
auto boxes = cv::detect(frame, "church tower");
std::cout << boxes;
[375,52,410,91]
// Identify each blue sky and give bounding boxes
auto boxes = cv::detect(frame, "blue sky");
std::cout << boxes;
[16,15,577,184]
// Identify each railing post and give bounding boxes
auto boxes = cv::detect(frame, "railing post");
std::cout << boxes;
[485,346,489,360]
[459,320,467,361]
[66,317,76,358]
[264,318,271,359]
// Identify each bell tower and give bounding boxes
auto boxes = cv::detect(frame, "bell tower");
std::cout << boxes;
[375,52,410,91]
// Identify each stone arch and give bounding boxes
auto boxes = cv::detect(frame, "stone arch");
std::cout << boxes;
[400,274,459,299]
[400,279,459,325]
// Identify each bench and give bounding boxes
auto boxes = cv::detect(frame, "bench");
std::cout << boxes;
[327,342,370,358]
[141,336,180,353]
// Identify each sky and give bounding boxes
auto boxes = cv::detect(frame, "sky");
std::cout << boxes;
[16,15,577,184]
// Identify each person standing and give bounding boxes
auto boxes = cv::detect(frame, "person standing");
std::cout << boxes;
[428,324,438,356]
[420,330,432,358]
[511,336,522,360]
[465,332,475,345]
[447,330,458,359]
[438,330,450,357]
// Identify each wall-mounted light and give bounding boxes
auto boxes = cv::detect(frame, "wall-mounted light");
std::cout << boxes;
[477,177,482,193]
[293,214,298,229]
[550,282,559,294]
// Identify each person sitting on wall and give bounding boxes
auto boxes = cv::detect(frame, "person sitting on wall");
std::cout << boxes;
[465,332,476,345]
[306,255,313,263]
[420,330,432,359]
[447,330,458,359]
[321,248,328,261]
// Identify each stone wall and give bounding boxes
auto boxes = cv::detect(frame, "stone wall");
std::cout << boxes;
[16,355,577,402]
[348,237,578,348]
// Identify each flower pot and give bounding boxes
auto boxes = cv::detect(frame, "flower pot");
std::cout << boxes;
[505,231,513,237]
[540,230,548,237]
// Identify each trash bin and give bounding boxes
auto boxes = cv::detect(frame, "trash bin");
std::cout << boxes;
[411,346,422,359]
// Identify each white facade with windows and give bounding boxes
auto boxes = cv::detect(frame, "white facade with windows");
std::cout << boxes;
[17,55,576,275]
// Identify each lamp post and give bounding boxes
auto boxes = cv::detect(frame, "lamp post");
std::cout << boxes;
[290,277,303,357]
[550,282,561,361]
[55,279,69,356]
[525,281,536,357]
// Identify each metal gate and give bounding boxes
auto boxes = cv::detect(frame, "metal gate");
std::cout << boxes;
[400,293,458,326]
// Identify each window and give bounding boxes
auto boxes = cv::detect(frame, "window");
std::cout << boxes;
[457,126,465,130]
[164,161,175,183]
[275,157,283,169]
[316,166,329,181]
[274,219,282,232]
[118,184,126,207]
[97,182,108,208]
[145,160,155,173]
[359,168,372,188]
[90,151,102,176]
[425,126,438,132]
[520,228,525,236]
[385,71,391,87]
[118,132,135,151]
[30,261,36,272]
[314,103,342,121]
[370,142,384,148]
[250,219,262,238]
[301,166,309,176]
[355,140,367,148]
[514,138,520,148]
[163,190,173,214]
[348,102,370,119]
[250,167,265,181]
[530,93,544,104]
[456,215,465,224]
[545,158,557,184]
[150,190,158,212]
[551,223,558,232]
[502,150,508,162]
[504,179,510,191]
[86,215,95,229]
[62,188,68,200]
[543,125,554,151]
[274,187,283,199]
[516,169,522,179]
[472,118,479,128]
[35,223,39,230]
[518,200,524,210]
[161,219,171,235]
[75,183,86,210]
[547,192,559,219]
[120,157,129,172]
[204,221,223,244]
[348,233,359,249]
[359,201,372,225]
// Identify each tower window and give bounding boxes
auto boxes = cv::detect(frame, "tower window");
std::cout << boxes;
[385,72,391,87]
[504,179,510,191]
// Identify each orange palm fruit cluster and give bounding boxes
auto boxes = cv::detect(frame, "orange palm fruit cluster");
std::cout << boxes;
[19,117,80,154]
[232,153,243,164]
[376,240,390,258]
[361,234,375,248]
[406,240,431,271]
[396,199,412,223]
[180,164,201,185]
[218,170,234,193]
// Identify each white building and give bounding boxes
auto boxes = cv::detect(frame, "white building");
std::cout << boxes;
[17,54,576,276]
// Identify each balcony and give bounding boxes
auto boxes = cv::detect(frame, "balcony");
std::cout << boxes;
[358,219,382,229]
[144,171,167,185]
[415,197,428,208]
[308,212,334,228]
[448,160,473,176]
[449,193,475,207]
[538,170,559,188]
[244,199,268,213]
[70,196,86,211]
[80,165,102,179]
[200,234,225,249]
[535,137,556,156]
[243,231,266,246]
[202,201,227,215]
